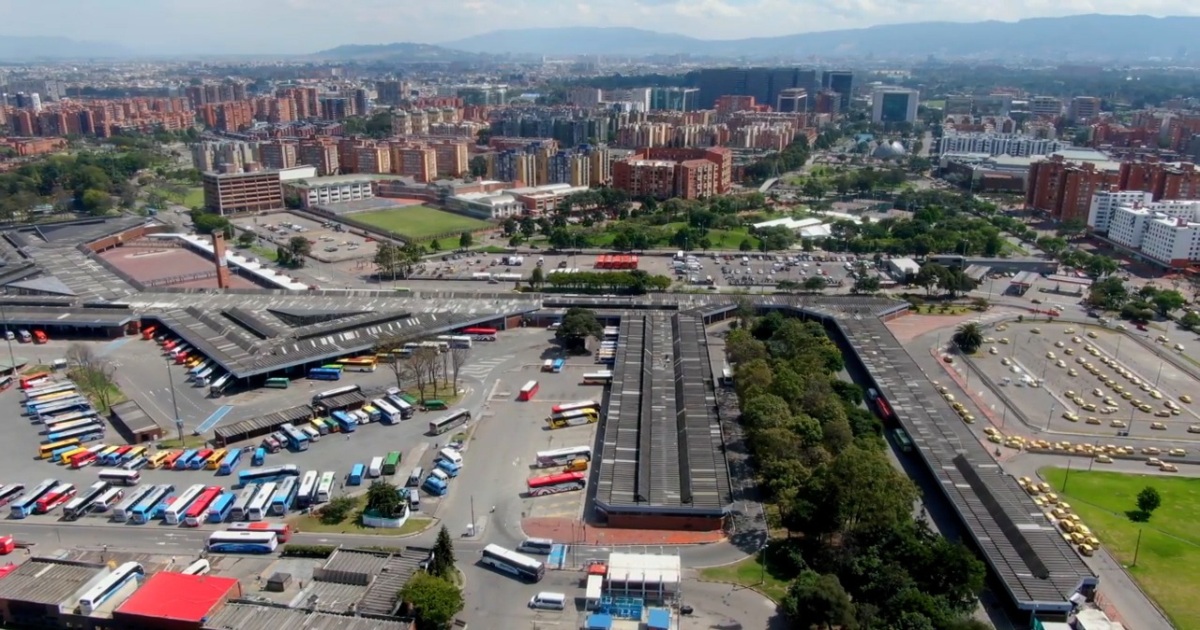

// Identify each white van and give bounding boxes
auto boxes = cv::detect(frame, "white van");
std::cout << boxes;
[438,448,463,467]
[529,592,566,610]
[430,468,449,482]
[407,467,423,487]
[368,456,384,478]
[408,488,420,510]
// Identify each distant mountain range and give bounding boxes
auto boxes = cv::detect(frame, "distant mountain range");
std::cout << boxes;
[309,42,480,62]
[440,15,1199,59]
[0,35,133,59]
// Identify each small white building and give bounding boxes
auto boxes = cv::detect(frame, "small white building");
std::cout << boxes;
[604,552,681,604]
[446,191,525,219]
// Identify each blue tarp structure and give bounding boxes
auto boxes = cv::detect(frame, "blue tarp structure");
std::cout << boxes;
[648,607,671,629]
[586,613,613,629]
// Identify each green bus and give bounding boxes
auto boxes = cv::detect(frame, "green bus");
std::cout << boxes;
[382,451,401,475]
[398,393,418,405]
[265,377,290,389]
[318,417,338,434]
[321,364,343,370]
[423,399,448,411]
[892,428,914,453]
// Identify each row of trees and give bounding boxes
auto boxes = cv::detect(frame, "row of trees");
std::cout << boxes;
[0,148,165,220]
[728,312,986,629]
[1088,277,1187,319]
[532,269,672,294]
[374,337,472,402]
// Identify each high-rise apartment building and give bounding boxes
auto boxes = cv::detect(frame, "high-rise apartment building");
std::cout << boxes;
[611,147,731,200]
[821,71,853,111]
[259,141,299,170]
[1119,160,1200,201]
[1069,96,1101,122]
[376,81,405,106]
[936,133,1067,157]
[1026,154,1123,221]
[391,145,437,182]
[871,87,919,124]
[356,145,391,175]
[569,88,603,108]
[1028,96,1064,118]
[429,139,468,178]
[299,138,340,176]
[776,89,808,114]
[1086,189,1154,233]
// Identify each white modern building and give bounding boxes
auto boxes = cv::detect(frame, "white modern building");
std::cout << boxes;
[1086,190,1153,233]
[445,191,525,219]
[871,86,919,124]
[936,133,1068,157]
[290,175,376,208]
[1106,200,1200,268]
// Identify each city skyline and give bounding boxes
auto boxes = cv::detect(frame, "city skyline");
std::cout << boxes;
[2,1,1200,55]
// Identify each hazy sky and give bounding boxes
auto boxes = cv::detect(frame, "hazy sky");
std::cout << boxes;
[3,0,1199,54]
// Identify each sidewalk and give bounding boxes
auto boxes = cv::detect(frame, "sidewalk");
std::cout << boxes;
[521,517,725,546]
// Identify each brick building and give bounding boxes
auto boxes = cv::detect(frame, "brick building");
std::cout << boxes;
[612,147,732,200]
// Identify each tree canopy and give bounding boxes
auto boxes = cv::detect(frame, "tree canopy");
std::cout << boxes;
[556,307,602,352]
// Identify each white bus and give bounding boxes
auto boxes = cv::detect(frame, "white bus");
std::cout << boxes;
[98,468,140,487]
[110,485,155,523]
[297,470,318,507]
[207,530,278,554]
[368,456,384,478]
[481,544,545,582]
[229,485,259,522]
[246,482,276,521]
[91,486,124,512]
[163,484,206,525]
[535,446,593,468]
[315,471,335,504]
[373,398,402,424]
[78,562,144,614]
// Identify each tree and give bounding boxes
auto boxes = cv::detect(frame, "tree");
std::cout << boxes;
[430,525,456,580]
[1088,276,1128,311]
[804,276,828,293]
[952,323,984,354]
[1137,486,1162,519]
[320,496,357,524]
[556,307,602,353]
[468,155,488,178]
[1035,236,1067,257]
[458,231,473,249]
[852,275,881,295]
[366,480,404,518]
[449,346,471,391]
[1153,290,1186,316]
[65,343,119,412]
[1180,310,1200,331]
[915,264,944,296]
[528,266,545,289]
[802,178,828,200]
[236,230,257,248]
[399,573,463,630]
[408,347,440,401]
[286,235,311,268]
[79,188,112,215]
[429,239,442,252]
[739,238,754,252]
[781,570,857,630]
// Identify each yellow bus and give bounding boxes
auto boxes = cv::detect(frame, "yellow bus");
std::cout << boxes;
[147,450,173,469]
[205,449,228,470]
[38,438,81,460]
[57,446,88,464]
[340,356,377,373]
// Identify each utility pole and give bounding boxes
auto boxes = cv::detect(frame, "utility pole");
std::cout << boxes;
[166,355,183,442]
[1132,528,1143,567]
[0,303,17,377]
[469,495,476,537]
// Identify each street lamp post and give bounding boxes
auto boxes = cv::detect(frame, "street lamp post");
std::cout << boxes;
[1047,403,1056,430]
[166,355,183,442]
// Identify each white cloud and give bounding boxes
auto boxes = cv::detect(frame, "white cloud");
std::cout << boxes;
[2,0,1199,53]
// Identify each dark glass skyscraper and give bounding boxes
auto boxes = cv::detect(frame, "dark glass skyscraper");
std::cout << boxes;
[697,68,817,110]
[822,71,854,111]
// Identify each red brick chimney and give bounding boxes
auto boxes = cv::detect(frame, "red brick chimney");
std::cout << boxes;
[211,232,232,289]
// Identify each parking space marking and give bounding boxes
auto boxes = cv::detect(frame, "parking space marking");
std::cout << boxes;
[195,405,234,433]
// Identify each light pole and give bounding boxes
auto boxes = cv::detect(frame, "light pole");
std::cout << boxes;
[1047,403,1056,430]
[166,355,183,442]
[0,303,17,377]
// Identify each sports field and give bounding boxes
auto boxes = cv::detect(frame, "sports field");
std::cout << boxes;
[1042,467,1200,628]
[353,205,491,239]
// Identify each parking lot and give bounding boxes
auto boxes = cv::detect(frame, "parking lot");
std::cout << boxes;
[971,322,1200,445]
[233,212,376,264]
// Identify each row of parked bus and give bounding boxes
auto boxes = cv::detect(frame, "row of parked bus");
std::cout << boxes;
[4,471,140,520]
[142,326,231,397]
[25,378,107,450]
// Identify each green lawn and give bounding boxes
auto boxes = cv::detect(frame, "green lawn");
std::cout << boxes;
[151,186,204,208]
[288,494,433,536]
[699,553,790,602]
[353,205,492,240]
[590,222,761,251]
[1042,467,1200,629]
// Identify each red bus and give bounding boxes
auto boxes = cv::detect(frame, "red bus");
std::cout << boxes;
[69,450,98,469]
[32,330,47,344]
[527,471,586,497]
[19,372,51,390]
[163,340,178,351]
[518,380,539,402]
[461,327,498,336]
[174,352,192,365]
[35,483,76,514]
[141,325,157,340]
[162,451,185,468]
[183,486,223,527]
[228,521,292,542]
[551,399,600,415]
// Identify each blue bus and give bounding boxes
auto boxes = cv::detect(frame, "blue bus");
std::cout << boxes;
[348,463,365,486]
[45,423,106,443]
[251,447,266,466]
[31,399,92,419]
[218,449,242,475]
[279,423,310,452]
[551,358,565,373]
[206,492,236,523]
[331,410,357,433]
[237,464,300,487]
[207,531,278,554]
[10,478,58,519]
[307,367,341,381]
[174,449,199,470]
[129,484,174,524]
[269,477,298,516]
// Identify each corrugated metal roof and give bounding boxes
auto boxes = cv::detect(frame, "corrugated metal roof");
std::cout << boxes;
[115,572,239,621]
[203,603,409,630]
[0,559,104,606]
